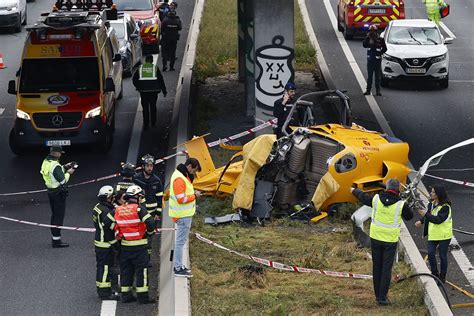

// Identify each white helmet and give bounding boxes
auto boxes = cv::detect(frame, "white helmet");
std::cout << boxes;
[126,185,143,197]
[98,185,114,198]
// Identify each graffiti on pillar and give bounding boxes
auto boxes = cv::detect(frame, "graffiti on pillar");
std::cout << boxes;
[245,20,254,75]
[255,35,294,111]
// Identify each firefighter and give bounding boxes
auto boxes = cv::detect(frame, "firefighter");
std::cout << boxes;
[133,154,164,265]
[161,3,182,71]
[423,0,446,25]
[93,186,120,301]
[363,25,387,96]
[111,185,156,304]
[115,162,136,205]
[40,145,77,248]
[132,55,167,130]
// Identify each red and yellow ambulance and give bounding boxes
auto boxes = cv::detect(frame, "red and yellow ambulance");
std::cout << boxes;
[8,3,123,154]
[337,0,405,39]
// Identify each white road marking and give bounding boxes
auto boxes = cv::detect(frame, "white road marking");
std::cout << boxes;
[100,300,117,316]
[0,108,5,115]
[320,0,474,288]
[439,21,457,39]
[449,80,474,83]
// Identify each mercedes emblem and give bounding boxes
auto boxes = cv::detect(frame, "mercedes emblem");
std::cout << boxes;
[51,115,63,127]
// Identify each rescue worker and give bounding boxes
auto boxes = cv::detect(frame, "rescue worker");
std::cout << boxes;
[273,82,296,139]
[169,158,201,277]
[415,185,452,283]
[40,146,77,248]
[161,5,182,71]
[93,186,120,301]
[351,179,413,305]
[133,154,164,265]
[107,185,156,304]
[363,25,387,96]
[157,0,170,21]
[132,55,167,131]
[423,0,446,25]
[115,162,136,205]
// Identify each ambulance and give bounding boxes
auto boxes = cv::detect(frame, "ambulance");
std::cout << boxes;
[337,0,405,39]
[8,1,123,154]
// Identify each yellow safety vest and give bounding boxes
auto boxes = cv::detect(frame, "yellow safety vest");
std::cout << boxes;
[169,169,196,218]
[139,63,157,80]
[424,0,445,13]
[428,204,453,241]
[370,194,404,243]
[40,158,70,189]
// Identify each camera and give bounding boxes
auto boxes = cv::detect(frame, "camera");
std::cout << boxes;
[64,161,79,170]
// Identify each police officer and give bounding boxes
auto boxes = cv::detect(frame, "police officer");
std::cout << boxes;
[40,145,77,248]
[351,179,413,305]
[93,186,120,301]
[363,25,387,96]
[132,55,167,130]
[161,3,182,71]
[115,162,136,205]
[273,82,296,139]
[107,185,156,304]
[133,154,164,218]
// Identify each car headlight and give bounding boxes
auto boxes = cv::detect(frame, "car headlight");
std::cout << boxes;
[140,18,157,27]
[7,5,18,11]
[85,106,101,118]
[16,109,31,120]
[383,53,398,62]
[431,53,447,64]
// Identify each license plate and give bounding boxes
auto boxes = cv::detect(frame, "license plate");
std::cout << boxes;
[369,8,386,14]
[406,68,426,74]
[46,140,71,146]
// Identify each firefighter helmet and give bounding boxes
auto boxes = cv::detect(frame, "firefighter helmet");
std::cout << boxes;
[125,185,143,197]
[120,162,136,177]
[98,185,114,198]
[141,154,155,166]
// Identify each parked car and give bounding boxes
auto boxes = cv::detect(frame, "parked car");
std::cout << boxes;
[112,0,160,53]
[0,0,27,33]
[381,19,451,89]
[109,14,143,76]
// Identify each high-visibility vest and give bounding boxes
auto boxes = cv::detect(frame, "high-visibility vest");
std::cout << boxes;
[40,158,70,189]
[169,169,196,218]
[424,0,445,13]
[428,204,453,241]
[139,63,157,80]
[369,194,404,243]
[114,204,149,246]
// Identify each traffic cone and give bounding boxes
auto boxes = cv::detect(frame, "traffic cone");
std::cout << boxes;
[0,54,5,69]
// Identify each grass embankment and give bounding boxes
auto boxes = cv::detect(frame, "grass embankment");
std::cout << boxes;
[195,0,316,80]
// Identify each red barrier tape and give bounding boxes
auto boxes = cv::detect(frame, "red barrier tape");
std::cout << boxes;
[194,233,372,280]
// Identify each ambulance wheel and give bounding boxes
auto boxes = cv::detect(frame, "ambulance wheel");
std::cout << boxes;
[381,76,389,88]
[343,24,354,40]
[337,9,344,32]
[439,75,449,89]
[9,129,24,155]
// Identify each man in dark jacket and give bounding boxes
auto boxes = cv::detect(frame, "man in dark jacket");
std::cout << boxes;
[132,55,167,130]
[351,178,413,305]
[115,162,136,205]
[273,82,296,139]
[363,25,387,96]
[161,8,182,71]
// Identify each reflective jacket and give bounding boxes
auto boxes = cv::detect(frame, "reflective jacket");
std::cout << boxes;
[132,62,167,93]
[113,203,155,247]
[423,203,453,241]
[92,201,117,248]
[370,194,405,242]
[133,172,163,215]
[40,155,70,192]
[424,0,445,14]
[169,167,196,219]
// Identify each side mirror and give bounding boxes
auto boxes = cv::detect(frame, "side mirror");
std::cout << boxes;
[113,53,122,62]
[104,78,115,93]
[8,80,17,95]
[130,33,139,40]
[444,37,453,44]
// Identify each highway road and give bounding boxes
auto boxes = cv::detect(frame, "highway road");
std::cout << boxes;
[0,0,195,314]
[306,0,473,311]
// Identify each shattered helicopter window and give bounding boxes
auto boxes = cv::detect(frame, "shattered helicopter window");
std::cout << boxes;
[335,153,357,173]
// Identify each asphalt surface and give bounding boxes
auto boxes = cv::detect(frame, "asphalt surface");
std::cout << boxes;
[0,0,195,315]
[306,0,474,311]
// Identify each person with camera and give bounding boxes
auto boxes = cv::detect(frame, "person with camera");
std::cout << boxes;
[363,25,387,96]
[273,82,296,139]
[40,145,77,248]
[160,2,182,71]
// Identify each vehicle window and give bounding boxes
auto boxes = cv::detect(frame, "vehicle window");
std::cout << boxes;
[111,22,125,39]
[113,0,152,11]
[387,26,442,45]
[19,58,99,93]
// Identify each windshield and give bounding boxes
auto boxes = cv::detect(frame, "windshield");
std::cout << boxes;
[111,22,125,39]
[20,58,99,93]
[387,26,442,45]
[113,0,153,11]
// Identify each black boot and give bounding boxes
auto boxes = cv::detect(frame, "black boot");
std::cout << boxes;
[376,89,382,96]
[52,239,69,248]
[170,62,175,71]
[440,272,446,283]
[364,90,371,95]
[162,62,168,71]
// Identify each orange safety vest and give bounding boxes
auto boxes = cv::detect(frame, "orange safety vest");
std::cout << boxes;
[114,204,146,241]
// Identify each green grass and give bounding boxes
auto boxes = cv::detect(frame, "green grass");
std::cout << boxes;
[190,196,427,315]
[195,0,317,80]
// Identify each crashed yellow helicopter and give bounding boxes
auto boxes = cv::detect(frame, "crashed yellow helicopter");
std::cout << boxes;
[181,90,410,222]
